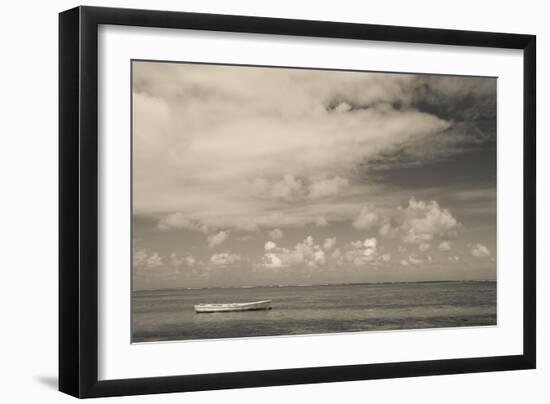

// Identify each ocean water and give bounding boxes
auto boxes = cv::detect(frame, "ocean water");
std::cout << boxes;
[132,280,496,342]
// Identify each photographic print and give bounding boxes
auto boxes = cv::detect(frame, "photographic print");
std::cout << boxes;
[131,60,497,343]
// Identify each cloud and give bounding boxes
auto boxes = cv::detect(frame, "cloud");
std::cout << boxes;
[131,62,497,290]
[400,198,459,244]
[133,249,197,286]
[323,237,337,250]
[210,253,241,267]
[438,241,452,251]
[133,249,163,269]
[419,243,431,252]
[264,241,277,251]
[133,62,453,230]
[335,237,383,266]
[400,259,409,266]
[169,252,196,271]
[268,175,303,201]
[261,253,285,269]
[133,249,202,287]
[315,217,329,227]
[308,176,349,199]
[185,255,196,267]
[356,198,459,245]
[449,188,497,203]
[420,76,497,99]
[169,253,183,269]
[250,175,349,202]
[379,223,399,239]
[471,243,491,257]
[402,232,433,244]
[407,254,425,265]
[207,231,228,249]
[259,236,327,269]
[268,228,283,240]
[298,237,326,267]
[448,255,460,263]
[157,213,209,233]
[366,76,497,171]
[364,237,377,249]
[334,102,352,113]
[403,198,459,243]
[312,249,327,266]
[133,249,148,267]
[363,238,377,258]
[352,205,379,230]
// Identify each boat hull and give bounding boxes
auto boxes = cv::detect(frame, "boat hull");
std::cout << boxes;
[194,299,272,313]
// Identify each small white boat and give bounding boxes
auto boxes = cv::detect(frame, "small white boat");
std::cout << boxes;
[194,299,272,313]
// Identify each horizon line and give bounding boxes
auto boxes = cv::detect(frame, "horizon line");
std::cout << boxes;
[132,278,496,293]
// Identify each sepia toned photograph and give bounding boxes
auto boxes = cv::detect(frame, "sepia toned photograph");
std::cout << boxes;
[131,60,497,343]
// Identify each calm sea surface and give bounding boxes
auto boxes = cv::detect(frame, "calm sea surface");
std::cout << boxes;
[132,280,496,342]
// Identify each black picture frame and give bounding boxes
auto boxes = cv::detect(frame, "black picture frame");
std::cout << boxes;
[59,5,536,398]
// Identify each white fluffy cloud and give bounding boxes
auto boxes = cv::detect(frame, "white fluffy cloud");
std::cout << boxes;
[264,241,277,251]
[169,252,196,271]
[312,249,327,266]
[133,249,148,267]
[356,198,459,246]
[169,252,183,268]
[250,175,349,202]
[364,237,377,249]
[185,255,196,267]
[260,236,329,270]
[335,237,384,266]
[133,249,163,269]
[323,237,337,250]
[331,248,342,260]
[261,253,285,269]
[407,254,425,265]
[471,243,491,257]
[308,176,349,199]
[352,205,379,230]
[265,175,303,201]
[448,255,460,263]
[438,241,452,251]
[268,228,283,240]
[207,231,228,249]
[313,217,329,227]
[210,253,241,267]
[400,198,459,244]
[147,253,163,268]
[133,249,201,284]
[379,223,399,239]
[419,243,431,252]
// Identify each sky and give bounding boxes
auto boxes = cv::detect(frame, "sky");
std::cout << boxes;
[132,60,497,291]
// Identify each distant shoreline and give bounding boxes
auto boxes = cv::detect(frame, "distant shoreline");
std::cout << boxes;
[133,279,496,294]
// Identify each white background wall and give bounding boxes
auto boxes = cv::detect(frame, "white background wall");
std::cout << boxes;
[0,1,546,402]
